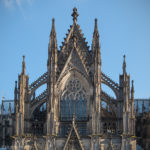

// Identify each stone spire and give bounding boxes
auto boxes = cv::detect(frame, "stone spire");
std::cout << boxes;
[123,55,126,75]
[18,55,29,135]
[93,18,99,37]
[48,18,58,78]
[48,18,57,66]
[50,18,56,38]
[21,55,25,75]
[92,18,101,64]
[47,18,58,84]
[71,7,79,24]
[92,19,101,58]
[131,80,134,100]
[92,18,101,136]
[46,18,58,136]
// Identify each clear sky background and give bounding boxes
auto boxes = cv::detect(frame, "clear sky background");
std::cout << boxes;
[0,0,150,102]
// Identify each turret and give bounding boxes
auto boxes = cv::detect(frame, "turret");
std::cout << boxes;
[91,19,101,149]
[21,55,25,75]
[121,55,130,112]
[123,55,126,76]
[119,55,130,136]
[18,56,29,135]
[131,80,134,100]
[47,18,58,74]
[131,80,135,117]
[131,80,135,135]
[92,19,101,69]
[46,18,58,136]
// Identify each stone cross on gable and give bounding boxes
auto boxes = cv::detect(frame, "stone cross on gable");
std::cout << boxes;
[71,7,79,24]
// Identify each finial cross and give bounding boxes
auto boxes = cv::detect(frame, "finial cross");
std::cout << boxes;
[72,7,79,23]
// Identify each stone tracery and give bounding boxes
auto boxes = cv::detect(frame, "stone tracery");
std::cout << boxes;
[60,79,87,121]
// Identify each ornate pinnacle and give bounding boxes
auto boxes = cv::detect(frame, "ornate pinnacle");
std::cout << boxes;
[50,18,56,36]
[94,19,98,32]
[131,80,134,99]
[123,55,126,74]
[22,55,25,75]
[131,80,134,92]
[71,7,79,24]
[93,18,99,38]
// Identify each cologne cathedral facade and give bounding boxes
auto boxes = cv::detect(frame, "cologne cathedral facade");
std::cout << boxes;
[0,8,137,150]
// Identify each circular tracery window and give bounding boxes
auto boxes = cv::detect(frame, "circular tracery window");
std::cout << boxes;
[67,79,81,92]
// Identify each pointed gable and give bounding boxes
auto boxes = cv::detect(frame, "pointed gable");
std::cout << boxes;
[57,9,92,77]
[63,116,85,150]
[57,47,89,84]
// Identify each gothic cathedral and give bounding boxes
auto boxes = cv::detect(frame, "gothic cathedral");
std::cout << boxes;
[13,8,136,150]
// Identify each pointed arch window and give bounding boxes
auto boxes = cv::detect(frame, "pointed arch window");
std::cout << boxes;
[60,79,87,121]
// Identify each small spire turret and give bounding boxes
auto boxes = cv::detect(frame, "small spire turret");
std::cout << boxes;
[22,55,25,75]
[92,18,100,51]
[93,18,99,37]
[123,55,126,75]
[49,18,57,51]
[48,18,58,70]
[131,80,134,100]
[72,7,79,24]
[92,18,101,66]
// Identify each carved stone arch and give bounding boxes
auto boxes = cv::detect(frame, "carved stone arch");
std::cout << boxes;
[56,68,93,123]
[101,80,119,99]
[57,68,93,96]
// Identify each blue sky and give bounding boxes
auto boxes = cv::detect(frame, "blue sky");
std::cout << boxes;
[0,0,150,101]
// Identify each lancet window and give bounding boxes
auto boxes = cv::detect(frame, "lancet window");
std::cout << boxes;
[60,79,87,121]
